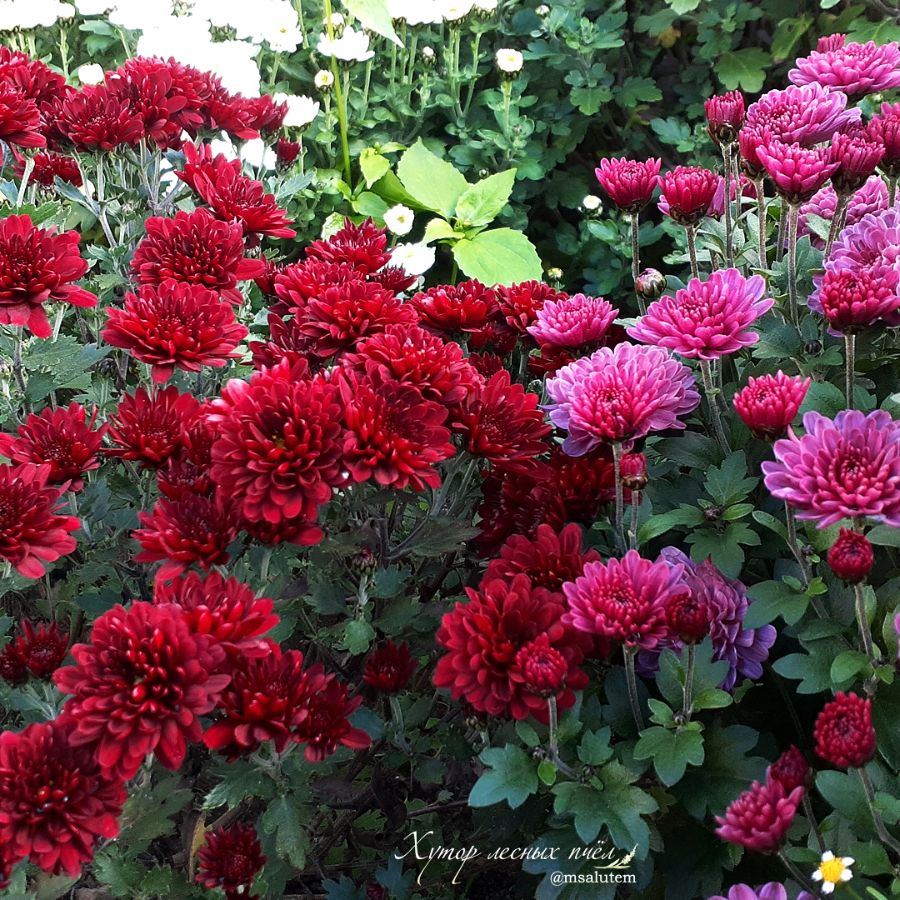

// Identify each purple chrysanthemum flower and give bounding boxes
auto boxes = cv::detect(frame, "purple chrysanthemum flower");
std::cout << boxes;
[798,175,888,250]
[527,293,618,349]
[744,84,860,146]
[789,36,900,100]
[762,409,900,528]
[708,884,816,900]
[627,268,773,360]
[638,548,776,691]
[544,343,700,455]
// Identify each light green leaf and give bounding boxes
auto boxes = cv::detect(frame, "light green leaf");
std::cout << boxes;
[359,148,392,188]
[423,217,459,243]
[342,619,376,655]
[469,744,539,809]
[452,228,542,285]
[397,140,469,218]
[454,168,517,228]
[869,525,900,548]
[666,0,700,12]
[716,48,770,93]
[343,0,401,44]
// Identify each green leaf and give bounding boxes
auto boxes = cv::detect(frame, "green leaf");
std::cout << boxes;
[342,0,401,44]
[716,48,770,93]
[869,525,900,548]
[771,15,815,62]
[752,321,804,360]
[619,76,662,106]
[634,726,705,786]
[744,580,809,628]
[569,83,612,115]
[537,759,558,786]
[342,619,376,655]
[452,228,543,285]
[666,0,700,11]
[577,727,613,766]
[358,148,391,188]
[638,505,703,543]
[455,168,517,228]
[705,451,757,505]
[831,650,871,686]
[772,638,848,693]
[816,770,873,831]
[469,744,539,809]
[423,217,459,243]
[397,140,469,218]
[800,380,847,419]
[261,796,309,868]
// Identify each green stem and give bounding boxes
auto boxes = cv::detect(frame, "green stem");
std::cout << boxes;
[853,580,877,666]
[824,193,850,261]
[699,360,730,454]
[786,202,800,327]
[628,491,640,552]
[682,644,696,722]
[722,143,734,269]
[322,0,351,183]
[802,793,826,854]
[16,155,33,207]
[857,766,900,857]
[844,331,856,409]
[889,175,897,207]
[612,441,626,555]
[754,177,767,269]
[630,215,645,315]
[784,502,812,591]
[623,647,645,733]
[11,327,28,407]
[776,849,819,895]
[547,695,559,759]
[775,203,787,263]
[685,224,699,280]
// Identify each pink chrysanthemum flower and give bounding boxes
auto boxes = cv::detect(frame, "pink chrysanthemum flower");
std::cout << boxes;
[545,343,700,455]
[562,550,688,650]
[705,90,745,145]
[762,409,900,528]
[790,37,900,100]
[831,127,885,194]
[818,264,900,332]
[756,140,840,203]
[527,293,618,349]
[627,269,773,360]
[870,102,900,177]
[744,83,860,146]
[657,166,718,225]
[594,157,661,212]
[798,176,888,250]
[715,778,804,853]
[733,371,811,439]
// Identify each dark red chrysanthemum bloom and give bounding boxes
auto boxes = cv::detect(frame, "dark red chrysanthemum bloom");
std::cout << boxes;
[15,620,68,678]
[271,259,359,316]
[495,281,567,335]
[714,778,804,853]
[242,93,288,136]
[527,345,577,378]
[54,602,229,780]
[131,209,266,305]
[434,573,591,721]
[154,569,278,657]
[0,643,27,684]
[342,322,481,407]
[484,523,599,596]
[196,823,266,900]
[12,150,81,187]
[205,361,345,528]
[370,264,417,295]
[156,420,215,500]
[0,84,45,148]
[0,720,125,877]
[338,371,454,491]
[818,264,900,332]
[827,528,874,583]
[201,85,260,141]
[666,591,710,645]
[515,633,569,698]
[453,371,551,471]
[106,386,201,468]
[252,257,285,297]
[466,316,518,356]
[102,281,248,383]
[550,445,617,520]
[306,217,390,274]
[658,166,719,225]
[814,692,876,768]
[594,157,661,212]
[0,402,105,491]
[297,279,417,360]
[768,745,810,793]
[0,47,67,107]
[733,371,811,439]
[134,492,237,579]
[292,665,371,762]
[58,85,144,151]
[248,313,312,371]
[832,126,885,194]
[0,464,78,579]
[705,90,745,145]
[410,280,497,333]
[468,351,505,378]
[276,137,301,168]
[0,214,97,339]
[363,640,417,694]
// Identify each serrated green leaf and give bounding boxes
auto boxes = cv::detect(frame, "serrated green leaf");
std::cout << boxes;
[716,48,770,92]
[634,726,705,786]
[397,140,469,218]
[452,228,543,285]
[454,168,516,228]
[469,744,539,809]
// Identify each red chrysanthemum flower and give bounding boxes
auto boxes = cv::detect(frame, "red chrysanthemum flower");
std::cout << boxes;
[0,402,104,491]
[0,214,96,339]
[0,83,45,148]
[756,139,840,204]
[666,591,710,645]
[306,217,390,274]
[134,492,238,579]
[453,370,551,470]
[342,322,481,407]
[827,528,874,583]
[594,157,661,212]
[714,778,804,853]
[54,602,229,780]
[705,90,745,145]
[515,633,569,698]
[196,823,266,900]
[563,550,688,650]
[0,720,125,877]
[12,150,81,188]
[106,386,201,468]
[0,47,67,106]
[131,209,266,305]
[733,371,811,439]
[15,619,69,678]
[410,280,497,333]
[296,279,416,359]
[276,137,301,168]
[271,259,359,316]
[817,264,900,332]
[550,445,617,519]
[768,745,810,793]
[434,573,590,721]
[154,569,278,657]
[363,640,417,694]
[814,691,876,769]
[102,281,248,383]
[205,361,345,528]
[58,85,144,151]
[0,643,27,684]
[248,313,312,371]
[495,281,567,335]
[253,257,285,298]
[370,263,417,295]
[0,463,78,579]
[338,371,455,491]
[658,166,719,225]
[484,522,599,596]
[156,420,215,500]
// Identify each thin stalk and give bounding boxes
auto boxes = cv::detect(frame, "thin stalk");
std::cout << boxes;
[722,143,734,268]
[802,793,826,853]
[628,492,640,552]
[853,581,877,666]
[501,80,512,139]
[685,224,699,280]
[889,174,897,207]
[612,441,626,555]
[823,192,850,261]
[547,695,559,759]
[630,216,645,315]
[776,203,787,263]
[259,546,273,585]
[777,849,819,895]
[390,695,411,752]
[857,766,900,856]
[16,155,33,207]
[699,359,730,454]
[784,502,812,590]
[623,647,645,733]
[844,331,856,409]
[682,644,696,722]
[322,0,351,183]
[11,327,28,406]
[786,201,800,327]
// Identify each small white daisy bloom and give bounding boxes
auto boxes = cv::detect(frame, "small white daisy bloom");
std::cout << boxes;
[582,194,602,212]
[383,205,415,236]
[495,48,523,74]
[811,851,854,895]
[314,69,335,89]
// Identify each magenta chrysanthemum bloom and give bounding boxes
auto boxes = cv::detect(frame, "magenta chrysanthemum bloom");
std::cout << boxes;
[733,371,811,439]
[790,37,900,100]
[762,409,900,527]
[545,343,700,455]
[798,176,888,249]
[594,157,661,212]
[870,102,900,177]
[562,550,687,650]
[831,127,885,194]
[714,779,804,853]
[705,90,745,145]
[527,293,618,349]
[657,166,719,225]
[744,84,860,146]
[627,269,773,360]
[756,140,839,203]
[708,884,808,900]
[818,264,900,332]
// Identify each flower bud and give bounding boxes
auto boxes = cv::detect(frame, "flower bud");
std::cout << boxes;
[827,528,873,583]
[620,452,647,491]
[635,267,667,301]
[666,593,709,645]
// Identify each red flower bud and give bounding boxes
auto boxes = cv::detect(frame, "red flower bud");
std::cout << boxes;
[827,528,874,583]
[814,691,876,769]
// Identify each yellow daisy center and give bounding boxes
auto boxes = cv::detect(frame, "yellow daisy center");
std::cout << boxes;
[818,857,846,884]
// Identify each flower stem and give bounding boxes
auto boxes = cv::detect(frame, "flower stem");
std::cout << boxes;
[776,849,819,895]
[547,695,559,759]
[824,192,850,261]
[844,331,856,409]
[722,143,735,268]
[857,766,900,856]
[390,694,411,752]
[783,502,812,590]
[630,216,646,315]
[685,224,699,280]
[623,647,645,733]
[776,203,787,263]
[889,174,897,207]
[853,580,877,666]
[753,177,767,269]
[323,0,351,184]
[612,441,626,555]
[786,201,800,327]
[699,359,731,454]
[16,155,33,208]
[802,793,826,853]
[11,326,28,405]
[628,491,640,552]
[682,644,696,722]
